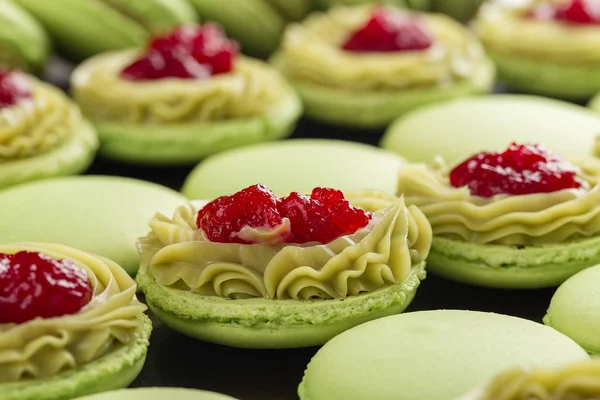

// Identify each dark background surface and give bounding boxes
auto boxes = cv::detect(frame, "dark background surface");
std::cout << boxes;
[46,58,556,400]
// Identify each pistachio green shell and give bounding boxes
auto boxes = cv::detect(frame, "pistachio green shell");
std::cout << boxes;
[431,0,485,22]
[1,315,151,400]
[75,388,238,400]
[313,0,407,8]
[264,0,313,21]
[489,50,600,101]
[137,260,425,348]
[380,95,600,164]
[13,0,197,61]
[0,120,97,190]
[545,264,600,354]
[276,56,495,128]
[187,0,285,58]
[426,236,600,289]
[0,0,50,72]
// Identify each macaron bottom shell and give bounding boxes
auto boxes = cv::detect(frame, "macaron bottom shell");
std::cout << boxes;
[91,91,302,165]
[0,121,97,190]
[137,261,425,349]
[273,56,495,128]
[426,236,600,289]
[1,314,151,400]
[490,50,600,101]
[75,387,239,400]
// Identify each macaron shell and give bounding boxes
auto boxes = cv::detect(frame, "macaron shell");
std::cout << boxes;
[75,387,238,400]
[0,0,50,72]
[181,139,405,199]
[489,50,600,101]
[0,120,98,190]
[0,176,188,275]
[299,310,588,400]
[380,95,600,164]
[187,0,285,57]
[544,264,600,354]
[264,0,313,21]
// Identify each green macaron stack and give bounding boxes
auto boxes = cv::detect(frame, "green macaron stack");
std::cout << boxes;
[181,139,405,199]
[0,0,50,73]
[0,176,188,275]
[545,264,600,354]
[298,310,589,400]
[12,0,198,61]
[186,0,313,58]
[381,95,600,163]
[75,388,239,400]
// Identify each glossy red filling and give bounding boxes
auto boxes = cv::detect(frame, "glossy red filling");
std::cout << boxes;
[196,184,372,245]
[0,68,32,109]
[121,24,239,81]
[342,7,433,53]
[449,143,583,198]
[529,0,600,24]
[0,251,93,324]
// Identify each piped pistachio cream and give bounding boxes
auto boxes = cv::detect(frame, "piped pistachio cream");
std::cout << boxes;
[270,4,494,127]
[0,78,98,190]
[136,190,432,348]
[0,243,151,400]
[70,51,301,164]
[458,359,600,400]
[396,158,600,288]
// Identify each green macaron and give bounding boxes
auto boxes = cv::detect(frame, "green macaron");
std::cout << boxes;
[186,0,313,58]
[0,0,50,73]
[299,310,589,400]
[381,95,600,164]
[544,264,600,355]
[75,388,239,400]
[181,139,405,199]
[0,176,188,275]
[13,0,197,61]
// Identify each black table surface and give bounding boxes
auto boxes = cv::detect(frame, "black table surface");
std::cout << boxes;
[46,58,556,400]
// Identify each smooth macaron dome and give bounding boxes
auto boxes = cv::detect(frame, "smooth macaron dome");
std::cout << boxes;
[0,0,50,73]
[181,139,405,199]
[271,4,495,128]
[544,264,600,354]
[396,142,600,289]
[75,388,239,400]
[380,95,600,164]
[12,0,197,61]
[71,24,302,165]
[456,359,600,400]
[137,185,432,348]
[298,310,589,400]
[0,69,98,190]
[473,0,600,100]
[0,176,188,275]
[186,0,313,58]
[0,242,152,400]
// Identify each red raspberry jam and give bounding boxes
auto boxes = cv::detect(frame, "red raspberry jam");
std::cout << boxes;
[0,251,93,324]
[0,69,32,109]
[196,184,372,245]
[342,7,433,52]
[529,0,600,24]
[121,24,239,81]
[449,143,584,198]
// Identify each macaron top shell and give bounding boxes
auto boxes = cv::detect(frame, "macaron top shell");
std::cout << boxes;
[75,388,238,400]
[380,95,600,164]
[0,176,188,275]
[544,264,600,354]
[299,310,588,400]
[181,139,405,199]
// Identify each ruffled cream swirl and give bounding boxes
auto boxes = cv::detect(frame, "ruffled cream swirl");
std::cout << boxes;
[138,190,432,300]
[272,5,487,91]
[0,243,146,383]
[396,158,600,245]
[0,79,80,160]
[71,51,293,124]
[474,0,600,65]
